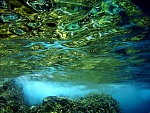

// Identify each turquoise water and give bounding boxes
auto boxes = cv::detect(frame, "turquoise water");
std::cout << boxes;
[0,0,150,113]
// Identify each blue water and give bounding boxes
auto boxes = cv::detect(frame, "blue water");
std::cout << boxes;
[16,76,150,113]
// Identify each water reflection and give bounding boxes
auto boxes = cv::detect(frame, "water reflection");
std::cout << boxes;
[0,0,149,96]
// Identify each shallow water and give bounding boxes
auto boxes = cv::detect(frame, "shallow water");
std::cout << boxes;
[0,0,150,113]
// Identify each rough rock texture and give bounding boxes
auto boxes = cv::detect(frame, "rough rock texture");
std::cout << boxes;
[0,80,29,113]
[29,93,120,113]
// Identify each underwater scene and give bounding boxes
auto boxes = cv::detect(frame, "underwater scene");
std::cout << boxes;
[0,0,150,112]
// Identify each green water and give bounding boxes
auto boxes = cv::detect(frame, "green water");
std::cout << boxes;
[0,0,149,84]
[0,37,135,83]
[0,0,149,88]
[0,1,150,112]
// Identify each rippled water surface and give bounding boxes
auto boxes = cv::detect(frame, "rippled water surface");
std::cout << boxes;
[0,0,150,112]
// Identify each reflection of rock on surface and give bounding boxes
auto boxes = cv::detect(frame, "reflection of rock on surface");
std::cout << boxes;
[0,0,149,39]
[0,80,120,113]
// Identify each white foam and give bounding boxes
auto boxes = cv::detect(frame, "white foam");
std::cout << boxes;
[16,78,94,105]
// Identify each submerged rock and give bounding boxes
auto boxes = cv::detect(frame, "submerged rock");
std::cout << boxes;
[0,80,120,113]
[0,80,29,113]
[29,93,120,113]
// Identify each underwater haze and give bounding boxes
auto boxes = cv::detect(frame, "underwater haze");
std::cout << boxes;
[0,0,150,113]
[16,76,150,113]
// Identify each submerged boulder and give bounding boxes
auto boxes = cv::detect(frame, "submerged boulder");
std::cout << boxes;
[30,93,120,113]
